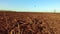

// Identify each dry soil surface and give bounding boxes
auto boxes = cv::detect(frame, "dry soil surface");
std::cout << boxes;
[0,12,60,34]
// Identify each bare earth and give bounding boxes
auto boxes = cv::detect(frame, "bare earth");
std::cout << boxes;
[0,11,60,34]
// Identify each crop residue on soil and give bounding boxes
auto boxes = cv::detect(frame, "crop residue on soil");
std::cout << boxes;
[0,12,60,34]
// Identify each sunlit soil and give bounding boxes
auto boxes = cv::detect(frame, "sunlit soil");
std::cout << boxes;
[0,11,60,34]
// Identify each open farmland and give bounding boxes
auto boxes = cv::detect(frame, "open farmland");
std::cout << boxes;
[0,11,60,34]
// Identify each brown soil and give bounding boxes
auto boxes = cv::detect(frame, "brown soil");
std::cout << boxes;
[0,11,60,34]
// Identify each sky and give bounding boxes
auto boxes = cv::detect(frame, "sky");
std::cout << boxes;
[0,0,60,12]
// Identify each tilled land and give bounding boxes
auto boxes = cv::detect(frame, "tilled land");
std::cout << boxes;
[0,12,60,34]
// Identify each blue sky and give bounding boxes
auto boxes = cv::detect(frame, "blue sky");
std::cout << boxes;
[0,0,60,12]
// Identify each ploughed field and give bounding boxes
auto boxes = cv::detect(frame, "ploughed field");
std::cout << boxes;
[0,11,60,34]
